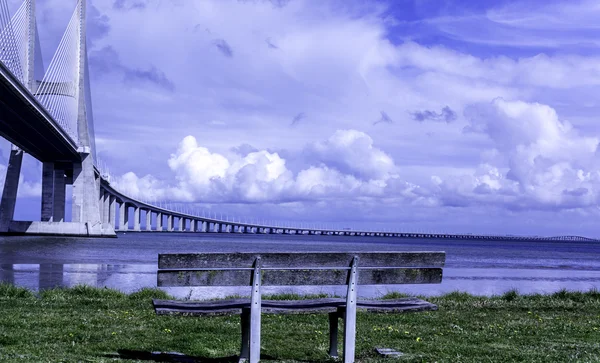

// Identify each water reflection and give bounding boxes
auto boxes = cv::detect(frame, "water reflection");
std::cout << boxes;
[1,264,599,298]
[0,264,14,285]
[0,263,155,292]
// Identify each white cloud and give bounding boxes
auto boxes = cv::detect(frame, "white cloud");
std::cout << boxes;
[113,130,409,203]
[436,99,600,209]
[304,129,397,180]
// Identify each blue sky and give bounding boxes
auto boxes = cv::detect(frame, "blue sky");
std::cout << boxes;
[3,0,600,236]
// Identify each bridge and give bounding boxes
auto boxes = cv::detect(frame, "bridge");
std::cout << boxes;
[0,1,598,243]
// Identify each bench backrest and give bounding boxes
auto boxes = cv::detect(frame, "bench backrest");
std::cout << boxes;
[157,252,445,288]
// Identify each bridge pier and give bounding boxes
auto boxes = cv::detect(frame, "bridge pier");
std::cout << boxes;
[41,162,54,221]
[167,215,173,232]
[53,167,66,222]
[0,147,23,231]
[109,196,116,228]
[145,210,151,231]
[156,212,163,231]
[102,192,109,225]
[133,206,141,231]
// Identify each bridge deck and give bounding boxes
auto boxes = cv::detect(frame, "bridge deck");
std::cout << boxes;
[0,62,80,162]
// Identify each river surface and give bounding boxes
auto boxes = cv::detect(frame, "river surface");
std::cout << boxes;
[1,233,599,298]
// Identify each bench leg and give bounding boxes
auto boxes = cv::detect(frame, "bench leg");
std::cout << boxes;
[343,256,359,363]
[328,312,339,358]
[239,308,250,363]
[250,258,262,363]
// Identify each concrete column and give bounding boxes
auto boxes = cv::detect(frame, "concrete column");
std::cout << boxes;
[102,192,110,224]
[190,220,197,232]
[71,153,102,225]
[214,223,220,233]
[178,217,184,231]
[41,162,54,221]
[167,215,173,231]
[118,202,127,231]
[0,147,23,231]
[201,221,207,232]
[145,210,152,231]
[133,206,140,231]
[99,190,105,223]
[109,196,116,227]
[156,212,162,231]
[52,167,66,222]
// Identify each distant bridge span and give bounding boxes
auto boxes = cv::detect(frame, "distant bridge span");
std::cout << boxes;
[96,178,600,242]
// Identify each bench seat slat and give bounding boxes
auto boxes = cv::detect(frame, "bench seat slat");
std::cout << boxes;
[159,252,445,269]
[343,298,437,313]
[153,297,437,316]
[158,268,443,287]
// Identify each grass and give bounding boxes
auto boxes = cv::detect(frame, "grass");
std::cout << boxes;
[0,283,599,362]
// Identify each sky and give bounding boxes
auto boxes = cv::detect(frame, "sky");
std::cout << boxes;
[2,0,600,236]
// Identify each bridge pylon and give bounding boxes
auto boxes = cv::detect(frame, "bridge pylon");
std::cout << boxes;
[0,0,35,232]
[70,0,104,230]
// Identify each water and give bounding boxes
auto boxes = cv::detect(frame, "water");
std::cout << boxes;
[1,233,599,298]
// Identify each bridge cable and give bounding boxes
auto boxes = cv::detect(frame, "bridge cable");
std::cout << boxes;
[35,0,81,142]
[0,0,25,84]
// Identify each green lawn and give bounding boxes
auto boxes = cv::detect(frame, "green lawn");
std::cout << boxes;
[0,283,599,362]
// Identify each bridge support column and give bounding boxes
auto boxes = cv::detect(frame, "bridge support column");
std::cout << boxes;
[178,217,184,231]
[190,220,197,232]
[133,206,140,231]
[109,196,116,228]
[167,215,173,232]
[41,162,54,221]
[72,153,102,226]
[145,210,152,231]
[98,191,104,223]
[52,167,66,222]
[156,212,162,231]
[0,147,24,231]
[102,192,110,224]
[201,221,207,232]
[119,202,127,231]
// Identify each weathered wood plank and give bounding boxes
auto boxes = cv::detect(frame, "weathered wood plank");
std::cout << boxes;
[152,297,437,316]
[157,268,443,287]
[153,298,344,315]
[355,297,437,313]
[261,298,343,314]
[153,298,251,316]
[158,252,445,269]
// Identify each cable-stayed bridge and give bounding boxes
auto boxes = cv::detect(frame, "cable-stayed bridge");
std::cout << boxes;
[0,0,597,242]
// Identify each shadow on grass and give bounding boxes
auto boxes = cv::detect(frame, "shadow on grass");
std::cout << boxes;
[106,349,280,362]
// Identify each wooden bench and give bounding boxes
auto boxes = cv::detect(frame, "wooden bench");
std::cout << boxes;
[153,251,445,363]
